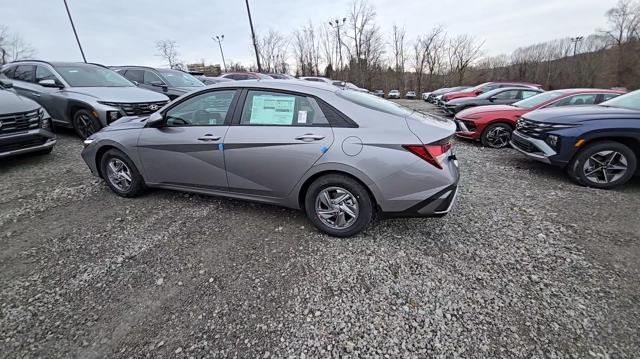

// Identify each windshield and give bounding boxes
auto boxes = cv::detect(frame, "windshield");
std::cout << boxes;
[55,65,133,87]
[600,89,640,111]
[158,70,204,87]
[337,89,411,117]
[512,91,567,109]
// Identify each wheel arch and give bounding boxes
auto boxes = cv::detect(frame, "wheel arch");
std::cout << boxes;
[574,136,640,173]
[296,169,380,211]
[485,119,516,130]
[94,142,139,179]
[66,100,95,123]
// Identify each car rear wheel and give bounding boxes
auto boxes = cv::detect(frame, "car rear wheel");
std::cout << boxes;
[304,174,373,237]
[73,109,101,139]
[100,149,145,197]
[481,123,512,148]
[569,141,637,189]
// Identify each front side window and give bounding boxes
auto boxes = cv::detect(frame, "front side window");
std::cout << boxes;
[165,90,236,126]
[35,66,57,83]
[14,65,35,82]
[143,70,163,85]
[240,90,328,126]
[54,65,133,87]
[553,94,598,106]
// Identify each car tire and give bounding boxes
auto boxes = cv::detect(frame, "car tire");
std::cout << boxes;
[481,123,513,149]
[73,109,101,139]
[304,174,374,237]
[568,141,637,189]
[99,149,145,197]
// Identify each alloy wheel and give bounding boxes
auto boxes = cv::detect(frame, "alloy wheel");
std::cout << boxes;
[76,113,97,138]
[315,187,359,230]
[485,126,511,148]
[582,150,628,184]
[106,158,133,192]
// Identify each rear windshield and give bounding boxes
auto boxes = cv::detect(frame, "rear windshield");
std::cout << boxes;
[337,89,411,117]
[512,91,566,109]
[55,65,133,87]
[158,70,204,87]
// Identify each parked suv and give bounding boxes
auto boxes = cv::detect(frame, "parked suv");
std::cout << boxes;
[114,66,204,100]
[0,79,56,158]
[510,89,640,189]
[1,61,170,139]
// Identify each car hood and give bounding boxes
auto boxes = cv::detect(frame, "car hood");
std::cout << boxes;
[458,105,526,118]
[525,105,640,124]
[65,86,170,102]
[0,89,40,113]
[103,115,149,131]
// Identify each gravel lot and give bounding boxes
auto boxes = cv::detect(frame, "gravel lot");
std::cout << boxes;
[1,100,639,358]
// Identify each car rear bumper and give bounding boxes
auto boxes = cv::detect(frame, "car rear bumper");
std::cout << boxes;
[0,129,56,159]
[383,181,459,218]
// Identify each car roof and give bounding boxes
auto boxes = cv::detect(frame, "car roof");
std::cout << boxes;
[551,88,626,94]
[206,79,340,94]
[9,60,109,69]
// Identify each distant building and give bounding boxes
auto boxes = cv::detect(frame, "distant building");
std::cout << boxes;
[187,63,222,76]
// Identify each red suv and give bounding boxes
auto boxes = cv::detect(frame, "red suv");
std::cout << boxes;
[442,81,543,102]
[455,89,625,148]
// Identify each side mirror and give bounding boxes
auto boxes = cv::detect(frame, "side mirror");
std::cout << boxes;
[489,96,498,102]
[150,81,167,88]
[132,80,139,86]
[146,112,165,128]
[0,79,13,89]
[39,79,62,88]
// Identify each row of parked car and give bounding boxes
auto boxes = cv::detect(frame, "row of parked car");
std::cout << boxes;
[420,81,639,189]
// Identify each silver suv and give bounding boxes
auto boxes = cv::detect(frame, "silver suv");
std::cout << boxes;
[81,80,460,237]
[0,61,170,138]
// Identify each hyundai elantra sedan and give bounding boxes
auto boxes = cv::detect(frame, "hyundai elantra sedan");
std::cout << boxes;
[81,80,459,237]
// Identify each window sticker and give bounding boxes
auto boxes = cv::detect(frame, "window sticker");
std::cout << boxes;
[250,95,295,124]
[297,110,308,124]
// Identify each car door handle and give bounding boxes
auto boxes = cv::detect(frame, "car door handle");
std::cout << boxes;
[31,92,41,97]
[295,133,325,142]
[197,134,221,142]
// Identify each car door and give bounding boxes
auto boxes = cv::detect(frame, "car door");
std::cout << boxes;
[137,89,238,191]
[33,65,67,122]
[224,89,334,197]
[491,89,520,105]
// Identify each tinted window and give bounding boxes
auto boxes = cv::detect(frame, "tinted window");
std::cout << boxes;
[1,66,16,79]
[240,90,329,126]
[553,94,598,106]
[55,65,133,87]
[14,65,35,82]
[158,70,203,87]
[35,66,57,83]
[165,90,237,126]
[143,70,163,85]
[600,93,620,102]
[123,69,144,83]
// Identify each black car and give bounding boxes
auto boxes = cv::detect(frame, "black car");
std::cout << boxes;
[114,66,205,100]
[443,87,543,115]
[0,79,56,158]
[510,89,640,189]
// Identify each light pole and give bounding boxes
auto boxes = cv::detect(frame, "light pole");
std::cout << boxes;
[63,0,87,62]
[570,36,584,57]
[212,35,227,73]
[329,18,347,70]
[244,0,262,72]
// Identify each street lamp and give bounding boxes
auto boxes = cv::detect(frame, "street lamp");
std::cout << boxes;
[329,18,347,70]
[570,36,584,57]
[63,0,87,62]
[212,35,227,73]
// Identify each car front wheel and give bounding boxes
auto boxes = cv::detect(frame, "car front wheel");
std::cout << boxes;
[304,174,374,237]
[73,109,101,139]
[100,149,146,197]
[569,141,637,189]
[481,123,512,148]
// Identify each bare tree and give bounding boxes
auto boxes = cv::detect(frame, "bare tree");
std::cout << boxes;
[422,26,447,90]
[447,34,484,84]
[344,0,381,84]
[391,24,406,90]
[155,40,181,69]
[292,22,321,76]
[258,29,289,73]
[0,25,36,64]
[320,23,337,75]
[602,0,640,46]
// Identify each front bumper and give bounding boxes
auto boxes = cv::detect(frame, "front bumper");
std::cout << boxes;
[454,119,479,140]
[0,129,56,159]
[509,130,557,164]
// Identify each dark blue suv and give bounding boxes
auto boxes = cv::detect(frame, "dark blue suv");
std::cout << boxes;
[510,90,640,189]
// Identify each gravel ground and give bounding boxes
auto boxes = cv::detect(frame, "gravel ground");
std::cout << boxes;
[1,100,639,358]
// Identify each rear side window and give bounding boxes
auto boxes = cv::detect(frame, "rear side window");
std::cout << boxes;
[553,94,598,106]
[240,90,328,126]
[1,66,16,79]
[123,69,144,83]
[599,93,620,103]
[14,65,35,82]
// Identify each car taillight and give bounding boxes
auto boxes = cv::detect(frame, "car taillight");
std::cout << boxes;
[403,140,452,169]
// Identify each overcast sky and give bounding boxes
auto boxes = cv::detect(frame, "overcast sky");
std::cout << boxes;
[2,0,618,69]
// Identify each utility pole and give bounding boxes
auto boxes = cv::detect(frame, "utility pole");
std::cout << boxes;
[329,18,347,70]
[244,0,262,72]
[63,0,87,63]
[212,35,227,72]
[570,36,584,57]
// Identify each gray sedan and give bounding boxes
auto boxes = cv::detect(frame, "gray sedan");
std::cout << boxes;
[81,80,459,236]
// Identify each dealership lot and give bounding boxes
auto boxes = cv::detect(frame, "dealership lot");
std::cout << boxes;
[1,100,639,358]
